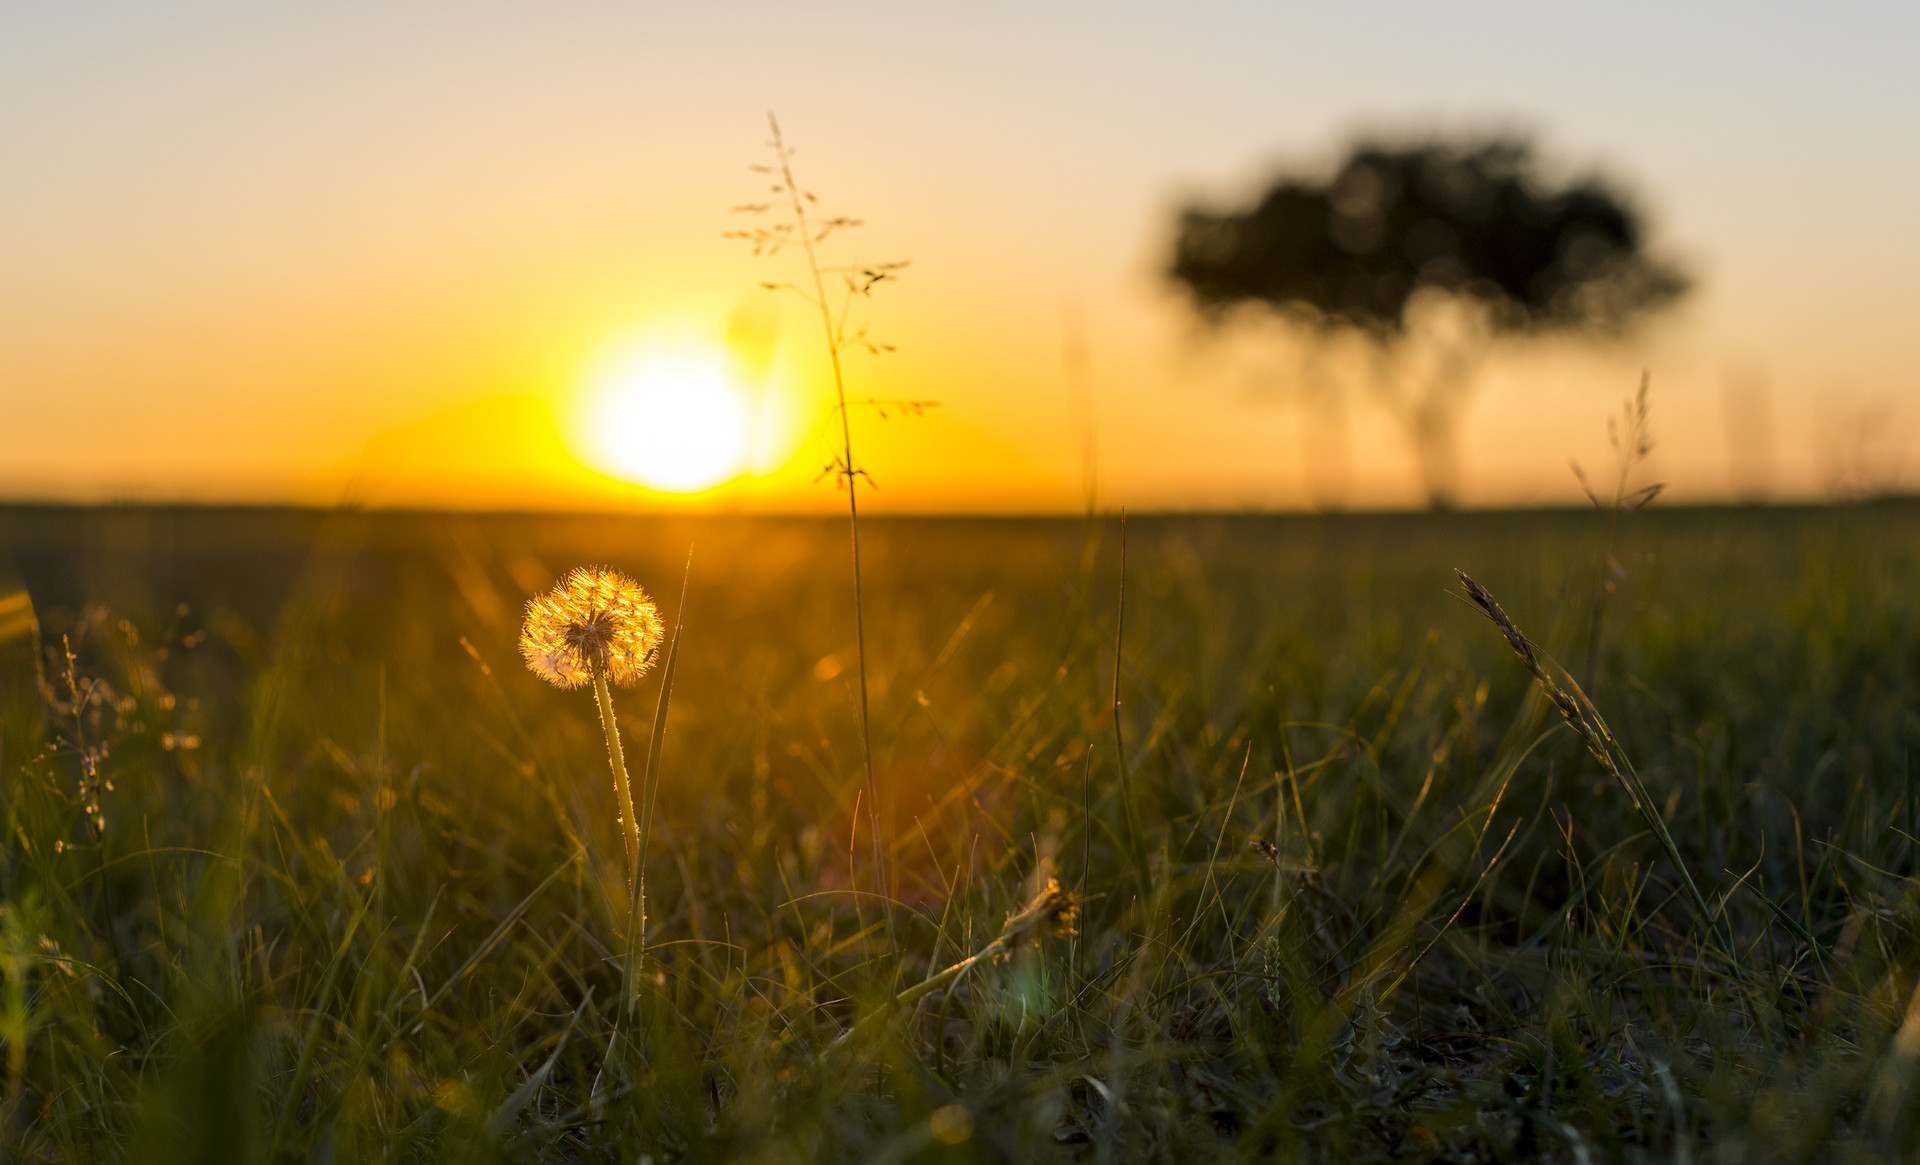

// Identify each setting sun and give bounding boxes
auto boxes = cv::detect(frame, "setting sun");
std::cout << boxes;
[572,346,759,493]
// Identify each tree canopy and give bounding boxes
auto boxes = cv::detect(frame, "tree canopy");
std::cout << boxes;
[1169,138,1687,338]
[1167,136,1689,507]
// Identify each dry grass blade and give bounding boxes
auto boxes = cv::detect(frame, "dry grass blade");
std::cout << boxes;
[484,987,593,1141]
[833,870,1078,1049]
[409,847,581,1031]
[1377,818,1520,1005]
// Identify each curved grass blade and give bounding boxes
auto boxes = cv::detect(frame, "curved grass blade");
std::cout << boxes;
[485,987,593,1141]
[410,846,581,1032]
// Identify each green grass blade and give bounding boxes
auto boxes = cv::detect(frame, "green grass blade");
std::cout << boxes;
[267,891,369,1160]
[484,987,593,1141]
[411,846,581,1031]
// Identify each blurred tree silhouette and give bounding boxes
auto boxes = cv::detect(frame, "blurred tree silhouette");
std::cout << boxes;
[1170,137,1687,507]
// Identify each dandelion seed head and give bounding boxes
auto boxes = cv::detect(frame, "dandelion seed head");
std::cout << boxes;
[519,566,664,689]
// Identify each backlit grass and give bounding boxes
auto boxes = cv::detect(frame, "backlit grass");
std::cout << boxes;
[3,503,1920,1162]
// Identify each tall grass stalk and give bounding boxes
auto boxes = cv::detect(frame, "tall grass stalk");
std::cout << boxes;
[758,112,892,954]
[1111,512,1149,891]
[1572,371,1663,682]
[1456,569,1725,951]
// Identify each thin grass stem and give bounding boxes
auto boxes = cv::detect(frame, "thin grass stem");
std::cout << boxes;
[1112,512,1150,891]
[766,112,894,962]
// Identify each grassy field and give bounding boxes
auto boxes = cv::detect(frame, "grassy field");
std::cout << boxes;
[4,502,1920,1162]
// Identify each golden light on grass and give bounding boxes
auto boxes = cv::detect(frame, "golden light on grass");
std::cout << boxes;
[570,343,760,493]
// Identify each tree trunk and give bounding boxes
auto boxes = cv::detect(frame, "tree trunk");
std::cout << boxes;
[1400,332,1482,510]
[1298,349,1352,511]
[1411,398,1460,510]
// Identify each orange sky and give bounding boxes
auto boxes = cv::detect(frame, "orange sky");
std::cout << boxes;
[4,3,1917,511]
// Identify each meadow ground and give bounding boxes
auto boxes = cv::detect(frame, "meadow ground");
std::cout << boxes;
[3,502,1920,1163]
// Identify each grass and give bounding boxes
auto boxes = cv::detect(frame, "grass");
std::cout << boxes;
[4,501,1920,1161]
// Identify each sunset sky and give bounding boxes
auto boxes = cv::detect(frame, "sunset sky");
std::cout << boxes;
[4,2,1916,512]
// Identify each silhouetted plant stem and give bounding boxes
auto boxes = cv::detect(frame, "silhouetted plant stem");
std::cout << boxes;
[767,113,893,959]
[1574,372,1663,685]
[1581,498,1623,685]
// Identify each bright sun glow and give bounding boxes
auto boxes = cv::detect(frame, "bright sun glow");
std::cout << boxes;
[574,348,758,492]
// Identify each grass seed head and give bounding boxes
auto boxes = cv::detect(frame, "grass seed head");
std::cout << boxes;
[520,566,664,689]
[1455,569,1535,666]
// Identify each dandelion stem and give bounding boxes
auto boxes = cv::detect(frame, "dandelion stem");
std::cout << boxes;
[520,566,663,1033]
[591,670,640,893]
